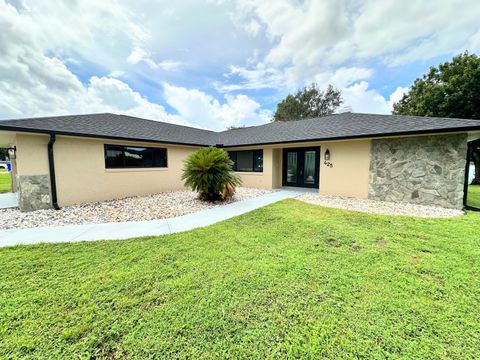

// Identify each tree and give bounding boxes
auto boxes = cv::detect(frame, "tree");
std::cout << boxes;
[182,147,241,201]
[273,83,343,122]
[393,52,480,184]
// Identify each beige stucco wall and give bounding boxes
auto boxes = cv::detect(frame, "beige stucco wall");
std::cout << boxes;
[53,136,199,206]
[11,134,52,211]
[10,133,201,207]
[317,139,371,199]
[15,133,50,176]
[12,132,375,207]
[0,130,16,148]
[224,146,275,189]
[270,139,371,198]
[225,139,371,198]
[272,148,282,189]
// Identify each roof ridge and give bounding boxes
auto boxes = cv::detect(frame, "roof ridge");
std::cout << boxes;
[0,112,219,135]
[218,112,346,135]
[0,112,113,123]
[354,112,480,122]
[117,114,217,134]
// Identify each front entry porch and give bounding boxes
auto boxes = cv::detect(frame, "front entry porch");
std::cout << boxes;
[282,147,320,189]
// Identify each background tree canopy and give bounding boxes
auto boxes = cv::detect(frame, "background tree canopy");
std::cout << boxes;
[393,52,480,185]
[393,52,480,119]
[273,83,343,122]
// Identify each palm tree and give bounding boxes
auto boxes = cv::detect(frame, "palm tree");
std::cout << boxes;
[182,147,241,201]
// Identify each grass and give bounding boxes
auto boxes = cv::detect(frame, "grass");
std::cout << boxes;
[467,184,480,208]
[0,169,10,194]
[1,200,480,358]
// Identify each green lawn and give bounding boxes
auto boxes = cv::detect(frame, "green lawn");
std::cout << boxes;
[467,184,480,208]
[0,169,10,193]
[1,200,480,358]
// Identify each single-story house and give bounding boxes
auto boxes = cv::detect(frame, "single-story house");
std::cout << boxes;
[0,112,479,212]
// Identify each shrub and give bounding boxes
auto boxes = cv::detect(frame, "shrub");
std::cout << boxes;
[182,147,241,201]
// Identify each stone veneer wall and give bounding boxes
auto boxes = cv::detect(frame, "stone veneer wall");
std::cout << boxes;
[368,134,467,209]
[17,175,51,212]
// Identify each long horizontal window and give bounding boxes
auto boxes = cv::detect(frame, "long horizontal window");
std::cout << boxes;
[104,144,167,169]
[228,150,263,172]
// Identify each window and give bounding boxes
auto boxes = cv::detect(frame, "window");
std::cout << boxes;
[104,144,167,169]
[228,150,263,172]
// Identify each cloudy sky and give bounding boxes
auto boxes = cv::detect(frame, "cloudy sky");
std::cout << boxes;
[1,0,479,130]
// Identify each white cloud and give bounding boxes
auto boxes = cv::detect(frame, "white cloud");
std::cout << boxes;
[341,83,409,114]
[388,86,409,109]
[342,82,390,114]
[0,1,174,122]
[218,62,406,115]
[0,0,473,131]
[8,0,150,70]
[228,1,263,36]
[218,63,284,91]
[219,0,480,111]
[0,0,269,130]
[229,0,480,69]
[84,77,186,125]
[311,67,391,114]
[0,54,185,124]
[314,67,374,89]
[467,30,480,53]
[163,83,271,130]
[156,61,183,71]
[126,47,152,65]
[126,47,182,71]
[312,68,408,114]
[108,70,125,78]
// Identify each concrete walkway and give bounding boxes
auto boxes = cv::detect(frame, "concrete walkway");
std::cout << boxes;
[0,190,303,248]
[0,192,18,209]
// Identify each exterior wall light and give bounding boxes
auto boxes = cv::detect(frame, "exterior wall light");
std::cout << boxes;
[324,149,330,161]
[7,146,16,160]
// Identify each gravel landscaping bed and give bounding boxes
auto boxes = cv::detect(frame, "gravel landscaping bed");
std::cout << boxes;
[298,193,465,218]
[0,187,273,230]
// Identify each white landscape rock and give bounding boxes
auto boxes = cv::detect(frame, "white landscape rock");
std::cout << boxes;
[298,193,465,218]
[0,187,273,230]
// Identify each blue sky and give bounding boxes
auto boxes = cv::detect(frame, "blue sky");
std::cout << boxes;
[1,0,479,130]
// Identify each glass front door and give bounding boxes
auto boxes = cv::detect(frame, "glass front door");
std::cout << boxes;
[286,151,298,184]
[283,147,320,188]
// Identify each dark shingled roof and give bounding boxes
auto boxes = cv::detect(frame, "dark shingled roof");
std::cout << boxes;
[0,112,479,147]
[217,112,480,146]
[0,113,217,146]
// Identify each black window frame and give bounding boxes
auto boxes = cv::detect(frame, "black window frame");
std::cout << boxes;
[228,150,263,172]
[104,144,167,169]
[464,139,480,211]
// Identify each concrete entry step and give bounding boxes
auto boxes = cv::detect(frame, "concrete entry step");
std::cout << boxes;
[281,186,319,194]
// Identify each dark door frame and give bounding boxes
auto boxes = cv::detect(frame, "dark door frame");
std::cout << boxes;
[463,139,480,211]
[282,147,320,188]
